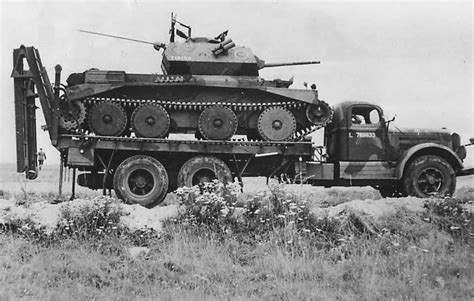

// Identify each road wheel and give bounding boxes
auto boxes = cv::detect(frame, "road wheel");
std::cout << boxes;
[198,106,237,140]
[131,103,170,138]
[378,183,406,198]
[257,107,296,141]
[177,156,232,187]
[113,155,168,208]
[88,101,127,136]
[402,155,456,198]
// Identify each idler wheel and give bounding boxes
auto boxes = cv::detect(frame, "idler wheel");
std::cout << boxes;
[306,101,332,125]
[58,98,86,131]
[257,107,296,141]
[132,104,170,138]
[198,106,237,140]
[88,101,127,136]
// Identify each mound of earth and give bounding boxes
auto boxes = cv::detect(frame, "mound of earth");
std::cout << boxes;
[311,197,426,219]
[0,196,470,234]
[0,198,178,234]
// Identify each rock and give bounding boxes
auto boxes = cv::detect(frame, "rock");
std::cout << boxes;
[120,204,178,232]
[434,276,445,288]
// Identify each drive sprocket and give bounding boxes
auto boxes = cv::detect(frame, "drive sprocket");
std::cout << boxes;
[306,101,332,126]
[198,106,237,140]
[88,101,127,136]
[58,99,86,131]
[131,103,170,138]
[257,107,296,141]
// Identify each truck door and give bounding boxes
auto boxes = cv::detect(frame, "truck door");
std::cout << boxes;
[347,105,388,161]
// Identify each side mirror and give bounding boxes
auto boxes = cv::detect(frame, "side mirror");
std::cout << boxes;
[385,115,396,123]
[469,137,474,145]
[383,115,396,130]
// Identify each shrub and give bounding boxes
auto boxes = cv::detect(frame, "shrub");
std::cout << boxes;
[55,197,126,240]
[423,197,473,244]
[173,182,380,251]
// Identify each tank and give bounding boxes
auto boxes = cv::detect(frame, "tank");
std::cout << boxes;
[61,14,333,142]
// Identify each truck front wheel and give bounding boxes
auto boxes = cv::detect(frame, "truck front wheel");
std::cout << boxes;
[113,155,169,208]
[402,155,456,198]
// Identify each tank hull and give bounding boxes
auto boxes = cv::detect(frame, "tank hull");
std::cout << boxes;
[64,70,332,141]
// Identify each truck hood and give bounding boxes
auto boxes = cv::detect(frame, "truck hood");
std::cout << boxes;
[389,127,453,150]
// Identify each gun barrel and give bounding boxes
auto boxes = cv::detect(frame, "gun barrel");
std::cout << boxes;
[262,61,320,68]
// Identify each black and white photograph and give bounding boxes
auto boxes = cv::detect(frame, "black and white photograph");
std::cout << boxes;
[0,0,473,299]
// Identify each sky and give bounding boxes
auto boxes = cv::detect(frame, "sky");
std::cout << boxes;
[0,0,472,166]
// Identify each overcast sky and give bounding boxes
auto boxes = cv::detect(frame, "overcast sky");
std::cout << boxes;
[0,0,472,165]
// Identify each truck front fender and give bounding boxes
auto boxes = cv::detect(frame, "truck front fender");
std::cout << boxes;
[395,143,463,179]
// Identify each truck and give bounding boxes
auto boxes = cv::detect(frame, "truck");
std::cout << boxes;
[11,41,473,207]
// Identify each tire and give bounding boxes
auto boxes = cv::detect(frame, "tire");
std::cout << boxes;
[113,155,168,208]
[177,156,232,187]
[402,155,456,198]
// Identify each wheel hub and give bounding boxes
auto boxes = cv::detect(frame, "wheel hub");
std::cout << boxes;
[213,118,223,128]
[192,169,216,186]
[102,115,112,123]
[272,120,282,130]
[128,169,154,196]
[145,116,156,126]
[135,176,147,188]
[418,167,443,194]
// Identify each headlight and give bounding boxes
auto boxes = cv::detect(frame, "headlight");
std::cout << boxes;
[451,133,461,150]
[456,146,467,160]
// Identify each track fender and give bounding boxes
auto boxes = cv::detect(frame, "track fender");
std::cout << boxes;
[395,143,463,179]
[67,84,124,100]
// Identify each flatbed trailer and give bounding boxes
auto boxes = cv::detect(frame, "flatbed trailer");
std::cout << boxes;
[11,45,474,207]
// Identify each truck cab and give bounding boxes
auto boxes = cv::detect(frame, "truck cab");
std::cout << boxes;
[306,101,467,197]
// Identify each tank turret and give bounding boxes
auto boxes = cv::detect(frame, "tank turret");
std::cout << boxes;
[161,15,320,76]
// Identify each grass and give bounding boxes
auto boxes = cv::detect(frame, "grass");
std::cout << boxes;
[1,222,472,300]
[0,182,473,300]
[0,164,473,300]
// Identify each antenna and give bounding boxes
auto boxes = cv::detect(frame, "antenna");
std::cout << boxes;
[79,30,154,45]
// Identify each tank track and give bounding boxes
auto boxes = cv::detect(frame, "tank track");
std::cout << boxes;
[68,96,333,142]
[83,97,308,111]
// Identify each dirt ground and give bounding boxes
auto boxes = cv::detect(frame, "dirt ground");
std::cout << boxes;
[1,163,472,233]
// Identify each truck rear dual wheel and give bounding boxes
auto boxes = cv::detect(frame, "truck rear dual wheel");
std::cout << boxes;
[113,155,169,208]
[177,156,232,187]
[403,155,456,198]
